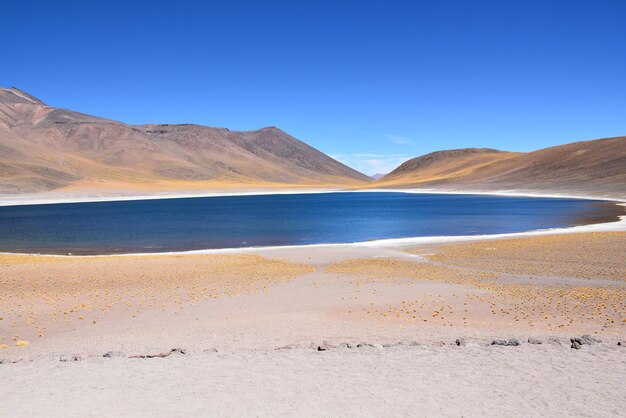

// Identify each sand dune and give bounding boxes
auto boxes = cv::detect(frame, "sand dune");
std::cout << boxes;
[371,137,626,197]
[0,87,369,195]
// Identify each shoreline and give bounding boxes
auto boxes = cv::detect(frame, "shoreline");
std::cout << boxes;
[1,202,624,258]
[0,187,624,208]
[0,188,342,207]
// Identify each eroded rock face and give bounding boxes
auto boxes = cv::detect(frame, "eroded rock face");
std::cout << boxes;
[0,358,31,365]
[319,341,336,351]
[129,348,187,359]
[492,339,520,346]
[382,342,405,348]
[60,354,81,362]
[570,335,602,349]
[547,337,562,346]
[103,351,125,358]
[580,335,602,345]
[275,344,300,350]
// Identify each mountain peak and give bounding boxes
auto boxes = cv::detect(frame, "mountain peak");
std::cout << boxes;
[258,126,283,133]
[0,88,370,194]
[1,87,47,106]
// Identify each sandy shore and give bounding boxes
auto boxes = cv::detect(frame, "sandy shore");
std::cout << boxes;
[1,230,625,416]
[0,187,341,207]
[0,186,623,208]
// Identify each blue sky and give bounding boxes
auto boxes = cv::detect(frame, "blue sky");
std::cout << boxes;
[2,1,625,175]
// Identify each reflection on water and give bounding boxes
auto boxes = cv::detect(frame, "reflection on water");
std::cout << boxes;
[568,201,623,226]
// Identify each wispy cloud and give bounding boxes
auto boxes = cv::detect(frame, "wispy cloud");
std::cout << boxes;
[385,135,415,146]
[352,153,407,158]
[330,153,410,176]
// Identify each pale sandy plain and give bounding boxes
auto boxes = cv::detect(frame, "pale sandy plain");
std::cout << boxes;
[1,204,625,418]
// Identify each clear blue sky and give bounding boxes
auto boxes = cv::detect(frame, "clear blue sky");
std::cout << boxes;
[2,1,625,175]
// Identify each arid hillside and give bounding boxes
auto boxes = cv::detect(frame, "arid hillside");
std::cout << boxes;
[371,138,626,198]
[2,87,623,199]
[374,148,520,186]
[0,87,370,195]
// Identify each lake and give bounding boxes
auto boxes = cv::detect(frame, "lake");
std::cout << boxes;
[0,192,620,255]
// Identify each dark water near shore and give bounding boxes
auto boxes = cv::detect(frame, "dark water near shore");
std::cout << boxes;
[0,192,621,255]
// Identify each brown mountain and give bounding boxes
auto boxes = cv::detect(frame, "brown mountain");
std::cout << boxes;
[372,138,626,198]
[0,87,370,195]
[374,148,520,185]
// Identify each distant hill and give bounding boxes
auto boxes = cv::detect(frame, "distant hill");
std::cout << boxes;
[3,87,623,199]
[0,87,370,195]
[371,173,386,180]
[375,148,520,185]
[371,139,626,198]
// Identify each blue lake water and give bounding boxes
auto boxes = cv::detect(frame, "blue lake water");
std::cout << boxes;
[0,192,620,255]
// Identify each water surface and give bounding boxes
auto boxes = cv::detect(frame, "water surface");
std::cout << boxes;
[0,192,620,255]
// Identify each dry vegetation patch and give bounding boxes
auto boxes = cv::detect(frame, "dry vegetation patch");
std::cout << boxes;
[327,240,625,335]
[0,253,313,346]
[417,232,626,280]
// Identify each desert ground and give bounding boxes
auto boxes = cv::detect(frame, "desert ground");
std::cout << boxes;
[1,228,625,417]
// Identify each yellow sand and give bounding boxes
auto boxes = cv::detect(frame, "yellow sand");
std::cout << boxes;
[418,232,626,280]
[0,253,313,346]
[327,233,626,335]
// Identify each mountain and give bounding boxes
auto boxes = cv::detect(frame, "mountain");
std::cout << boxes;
[374,148,520,185]
[0,87,370,195]
[371,173,387,180]
[3,87,623,199]
[372,138,626,197]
